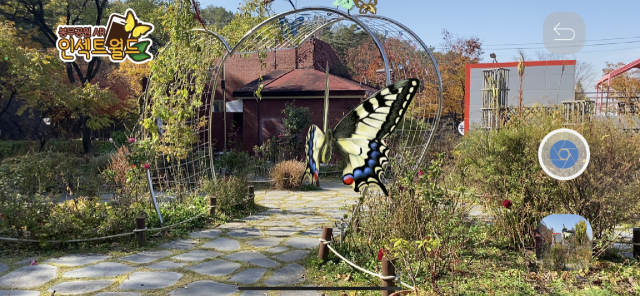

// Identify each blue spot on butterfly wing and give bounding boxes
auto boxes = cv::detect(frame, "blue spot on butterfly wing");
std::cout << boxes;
[368,158,377,167]
[364,167,373,176]
[370,141,378,150]
[353,169,364,179]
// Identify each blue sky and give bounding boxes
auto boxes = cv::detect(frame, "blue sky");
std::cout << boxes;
[200,0,640,91]
[540,214,593,240]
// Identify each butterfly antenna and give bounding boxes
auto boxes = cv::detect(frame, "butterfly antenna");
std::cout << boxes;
[323,61,329,134]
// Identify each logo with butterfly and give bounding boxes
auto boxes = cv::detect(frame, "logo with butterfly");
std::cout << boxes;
[55,9,154,64]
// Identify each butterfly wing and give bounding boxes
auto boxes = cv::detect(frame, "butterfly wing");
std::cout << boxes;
[132,25,152,38]
[125,11,136,32]
[303,124,326,184]
[333,78,420,196]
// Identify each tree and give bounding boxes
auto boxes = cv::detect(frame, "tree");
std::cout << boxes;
[198,4,234,31]
[1,0,119,153]
[574,220,588,245]
[602,61,640,106]
[435,29,483,117]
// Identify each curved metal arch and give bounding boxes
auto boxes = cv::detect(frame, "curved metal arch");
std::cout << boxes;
[192,28,232,53]
[355,14,444,168]
[228,6,390,84]
[207,6,393,176]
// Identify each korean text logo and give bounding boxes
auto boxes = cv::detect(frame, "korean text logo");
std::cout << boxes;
[56,9,153,64]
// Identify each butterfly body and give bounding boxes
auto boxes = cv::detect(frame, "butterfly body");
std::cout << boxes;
[303,79,420,196]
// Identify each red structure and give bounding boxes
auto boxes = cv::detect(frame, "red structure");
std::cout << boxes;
[595,57,640,115]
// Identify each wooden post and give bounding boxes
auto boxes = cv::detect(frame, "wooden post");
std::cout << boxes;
[136,217,146,247]
[381,256,395,296]
[209,197,217,216]
[248,186,255,207]
[633,228,640,259]
[318,226,332,262]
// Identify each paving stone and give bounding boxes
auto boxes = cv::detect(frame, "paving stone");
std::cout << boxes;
[0,265,57,288]
[119,251,172,264]
[159,239,198,250]
[186,260,240,277]
[228,268,266,284]
[241,215,270,222]
[240,291,269,296]
[189,229,221,239]
[227,228,263,238]
[0,290,40,296]
[264,247,289,253]
[274,250,310,262]
[274,214,312,220]
[300,228,323,236]
[279,290,322,296]
[147,261,186,270]
[264,264,305,286]
[95,293,142,296]
[63,262,135,278]
[297,217,331,225]
[201,238,241,251]
[14,257,38,266]
[218,222,246,229]
[118,272,182,290]
[246,237,284,248]
[285,237,319,249]
[169,281,237,296]
[264,227,303,237]
[286,208,316,213]
[47,280,113,294]
[257,220,295,227]
[45,254,110,266]
[224,251,278,268]
[0,264,7,274]
[258,209,282,215]
[171,250,222,262]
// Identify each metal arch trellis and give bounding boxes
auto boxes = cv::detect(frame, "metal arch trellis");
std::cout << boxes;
[142,6,442,192]
[205,6,442,177]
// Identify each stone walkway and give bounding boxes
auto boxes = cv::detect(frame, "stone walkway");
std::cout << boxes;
[0,180,360,296]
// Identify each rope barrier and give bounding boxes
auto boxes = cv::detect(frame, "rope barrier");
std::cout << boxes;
[0,194,256,244]
[319,238,416,291]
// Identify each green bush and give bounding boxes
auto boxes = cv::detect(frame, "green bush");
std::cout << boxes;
[457,113,640,245]
[0,151,78,195]
[341,152,479,285]
[201,176,248,211]
[218,150,252,178]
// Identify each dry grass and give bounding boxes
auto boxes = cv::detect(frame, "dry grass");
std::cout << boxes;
[270,160,305,190]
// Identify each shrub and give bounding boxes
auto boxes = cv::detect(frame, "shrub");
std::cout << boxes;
[219,150,251,178]
[270,160,305,190]
[201,176,248,211]
[0,151,78,195]
[544,243,569,272]
[340,152,478,288]
[456,112,640,247]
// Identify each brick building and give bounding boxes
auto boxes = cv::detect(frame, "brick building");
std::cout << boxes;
[211,37,378,153]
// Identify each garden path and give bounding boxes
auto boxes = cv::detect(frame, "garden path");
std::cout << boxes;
[0,180,361,296]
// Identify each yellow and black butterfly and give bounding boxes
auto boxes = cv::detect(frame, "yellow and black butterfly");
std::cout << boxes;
[125,10,153,38]
[303,78,419,196]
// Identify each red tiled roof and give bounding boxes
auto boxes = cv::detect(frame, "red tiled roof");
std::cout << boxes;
[233,69,378,98]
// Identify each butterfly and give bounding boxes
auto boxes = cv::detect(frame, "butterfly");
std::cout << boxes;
[303,79,420,196]
[354,0,377,14]
[333,0,355,10]
[125,10,153,38]
[279,16,304,37]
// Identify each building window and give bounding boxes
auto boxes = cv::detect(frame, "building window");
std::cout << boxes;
[213,101,224,112]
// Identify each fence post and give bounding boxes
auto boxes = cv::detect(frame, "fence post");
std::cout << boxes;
[136,217,146,247]
[381,256,395,296]
[634,228,640,259]
[248,186,255,207]
[209,197,217,217]
[318,226,333,262]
